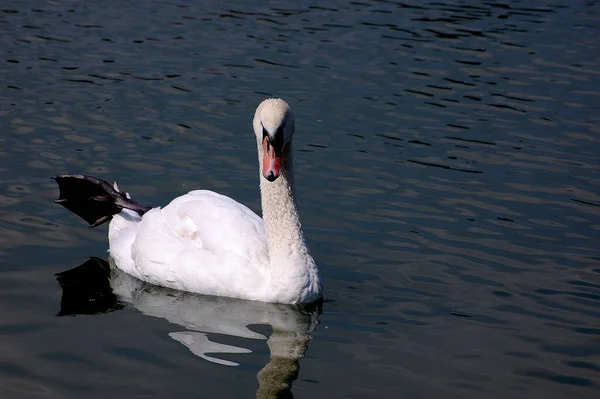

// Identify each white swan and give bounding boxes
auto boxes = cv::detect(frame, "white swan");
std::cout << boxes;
[53,98,322,304]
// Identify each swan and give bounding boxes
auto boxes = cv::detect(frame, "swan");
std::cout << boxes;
[53,98,322,304]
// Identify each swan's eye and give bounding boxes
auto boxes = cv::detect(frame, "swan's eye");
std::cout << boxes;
[261,123,283,154]
[275,125,284,139]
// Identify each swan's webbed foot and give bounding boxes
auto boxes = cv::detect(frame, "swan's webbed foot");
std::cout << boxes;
[53,174,151,227]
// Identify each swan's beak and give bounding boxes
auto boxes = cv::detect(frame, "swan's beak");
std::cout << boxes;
[262,136,282,182]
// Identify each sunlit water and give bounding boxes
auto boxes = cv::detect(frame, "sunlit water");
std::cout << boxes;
[1,0,599,398]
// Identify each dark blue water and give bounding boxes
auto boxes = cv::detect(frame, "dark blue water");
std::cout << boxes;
[1,0,599,398]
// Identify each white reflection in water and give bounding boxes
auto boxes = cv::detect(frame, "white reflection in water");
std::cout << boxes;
[57,257,321,398]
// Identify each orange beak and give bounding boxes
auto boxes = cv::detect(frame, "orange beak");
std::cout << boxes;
[262,136,282,182]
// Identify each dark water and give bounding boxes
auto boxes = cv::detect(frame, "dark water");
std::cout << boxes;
[1,0,599,397]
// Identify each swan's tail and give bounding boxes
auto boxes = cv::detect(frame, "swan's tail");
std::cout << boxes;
[53,174,152,227]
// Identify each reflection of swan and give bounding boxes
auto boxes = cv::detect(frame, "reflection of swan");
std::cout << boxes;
[56,257,321,397]
[53,98,322,304]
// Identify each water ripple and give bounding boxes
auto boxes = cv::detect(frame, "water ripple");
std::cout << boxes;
[1,0,599,398]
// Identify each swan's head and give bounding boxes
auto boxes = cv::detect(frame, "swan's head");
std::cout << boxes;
[253,98,295,182]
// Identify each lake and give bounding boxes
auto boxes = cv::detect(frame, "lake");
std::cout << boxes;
[1,0,599,398]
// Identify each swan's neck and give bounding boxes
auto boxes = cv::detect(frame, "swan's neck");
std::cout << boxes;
[258,142,321,302]
[259,143,305,261]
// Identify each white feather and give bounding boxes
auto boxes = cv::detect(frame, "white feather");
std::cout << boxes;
[107,99,322,304]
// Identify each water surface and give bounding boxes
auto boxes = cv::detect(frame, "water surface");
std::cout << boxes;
[1,0,599,398]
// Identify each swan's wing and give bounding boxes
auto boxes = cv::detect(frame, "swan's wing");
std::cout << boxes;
[164,190,267,260]
[113,190,270,299]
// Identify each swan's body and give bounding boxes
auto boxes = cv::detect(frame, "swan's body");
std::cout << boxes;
[108,188,319,304]
[54,99,322,304]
